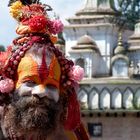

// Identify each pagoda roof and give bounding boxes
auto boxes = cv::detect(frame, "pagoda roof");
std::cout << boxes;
[71,35,99,53]
[75,8,117,16]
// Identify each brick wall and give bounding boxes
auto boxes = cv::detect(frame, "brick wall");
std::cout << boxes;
[82,113,140,140]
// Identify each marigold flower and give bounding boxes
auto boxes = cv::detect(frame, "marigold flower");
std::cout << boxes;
[9,1,23,20]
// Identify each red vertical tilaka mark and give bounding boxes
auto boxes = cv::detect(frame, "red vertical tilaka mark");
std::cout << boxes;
[39,47,49,82]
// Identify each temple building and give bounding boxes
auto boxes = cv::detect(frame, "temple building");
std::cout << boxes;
[63,0,140,140]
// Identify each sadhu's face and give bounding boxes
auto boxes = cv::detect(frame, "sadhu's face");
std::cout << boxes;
[4,45,63,137]
[16,45,61,102]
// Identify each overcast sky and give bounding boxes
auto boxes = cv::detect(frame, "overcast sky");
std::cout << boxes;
[0,0,84,47]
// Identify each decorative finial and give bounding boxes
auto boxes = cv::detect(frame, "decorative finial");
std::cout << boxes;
[118,32,123,47]
[114,32,125,55]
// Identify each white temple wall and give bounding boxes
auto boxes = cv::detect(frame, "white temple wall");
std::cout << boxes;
[112,60,128,77]
[100,89,110,109]
[112,89,122,109]
[64,26,121,76]
[134,89,140,108]
[128,50,140,75]
[89,89,99,109]
[65,40,77,56]
[92,53,100,77]
[64,26,118,56]
[69,52,100,78]
[78,89,88,109]
[123,89,133,109]
[79,84,140,110]
[97,56,110,76]
[129,50,140,63]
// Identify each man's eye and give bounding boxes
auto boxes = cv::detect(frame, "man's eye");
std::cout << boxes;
[46,84,58,93]
[24,80,37,87]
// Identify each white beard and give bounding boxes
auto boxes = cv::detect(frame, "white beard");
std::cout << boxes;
[0,122,68,140]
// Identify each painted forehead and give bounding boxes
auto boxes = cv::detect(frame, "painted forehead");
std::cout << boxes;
[16,45,61,88]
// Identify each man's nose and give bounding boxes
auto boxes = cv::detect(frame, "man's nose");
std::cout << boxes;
[31,85,59,102]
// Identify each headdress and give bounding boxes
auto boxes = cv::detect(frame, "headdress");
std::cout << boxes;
[0,0,89,139]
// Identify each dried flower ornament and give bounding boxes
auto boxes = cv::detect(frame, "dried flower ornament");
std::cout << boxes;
[69,65,84,82]
[0,78,14,94]
[47,20,64,35]
[9,1,64,36]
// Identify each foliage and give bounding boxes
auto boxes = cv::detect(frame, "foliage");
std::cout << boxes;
[115,0,140,30]
[0,45,5,52]
[99,0,140,30]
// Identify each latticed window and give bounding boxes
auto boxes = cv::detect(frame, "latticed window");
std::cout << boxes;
[88,123,102,137]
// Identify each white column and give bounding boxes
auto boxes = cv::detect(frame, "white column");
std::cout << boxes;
[99,0,112,9]
[84,0,97,9]
[86,57,92,78]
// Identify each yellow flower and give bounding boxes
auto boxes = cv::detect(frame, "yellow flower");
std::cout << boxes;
[9,1,23,20]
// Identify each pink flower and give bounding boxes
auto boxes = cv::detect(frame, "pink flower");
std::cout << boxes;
[0,78,14,94]
[70,65,84,82]
[47,20,64,34]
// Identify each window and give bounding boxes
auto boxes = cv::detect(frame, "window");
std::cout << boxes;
[88,123,102,137]
[75,58,87,77]
[112,59,128,77]
[75,58,85,69]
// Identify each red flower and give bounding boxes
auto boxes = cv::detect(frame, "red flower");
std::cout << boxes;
[29,15,47,32]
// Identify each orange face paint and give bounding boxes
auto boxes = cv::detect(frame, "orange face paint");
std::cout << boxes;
[38,47,49,82]
[16,51,61,90]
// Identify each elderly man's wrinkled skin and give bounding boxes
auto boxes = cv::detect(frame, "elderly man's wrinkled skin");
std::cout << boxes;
[0,46,69,140]
[0,83,68,140]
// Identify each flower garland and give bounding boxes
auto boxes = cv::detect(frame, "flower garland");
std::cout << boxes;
[0,0,84,94]
[9,1,64,43]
